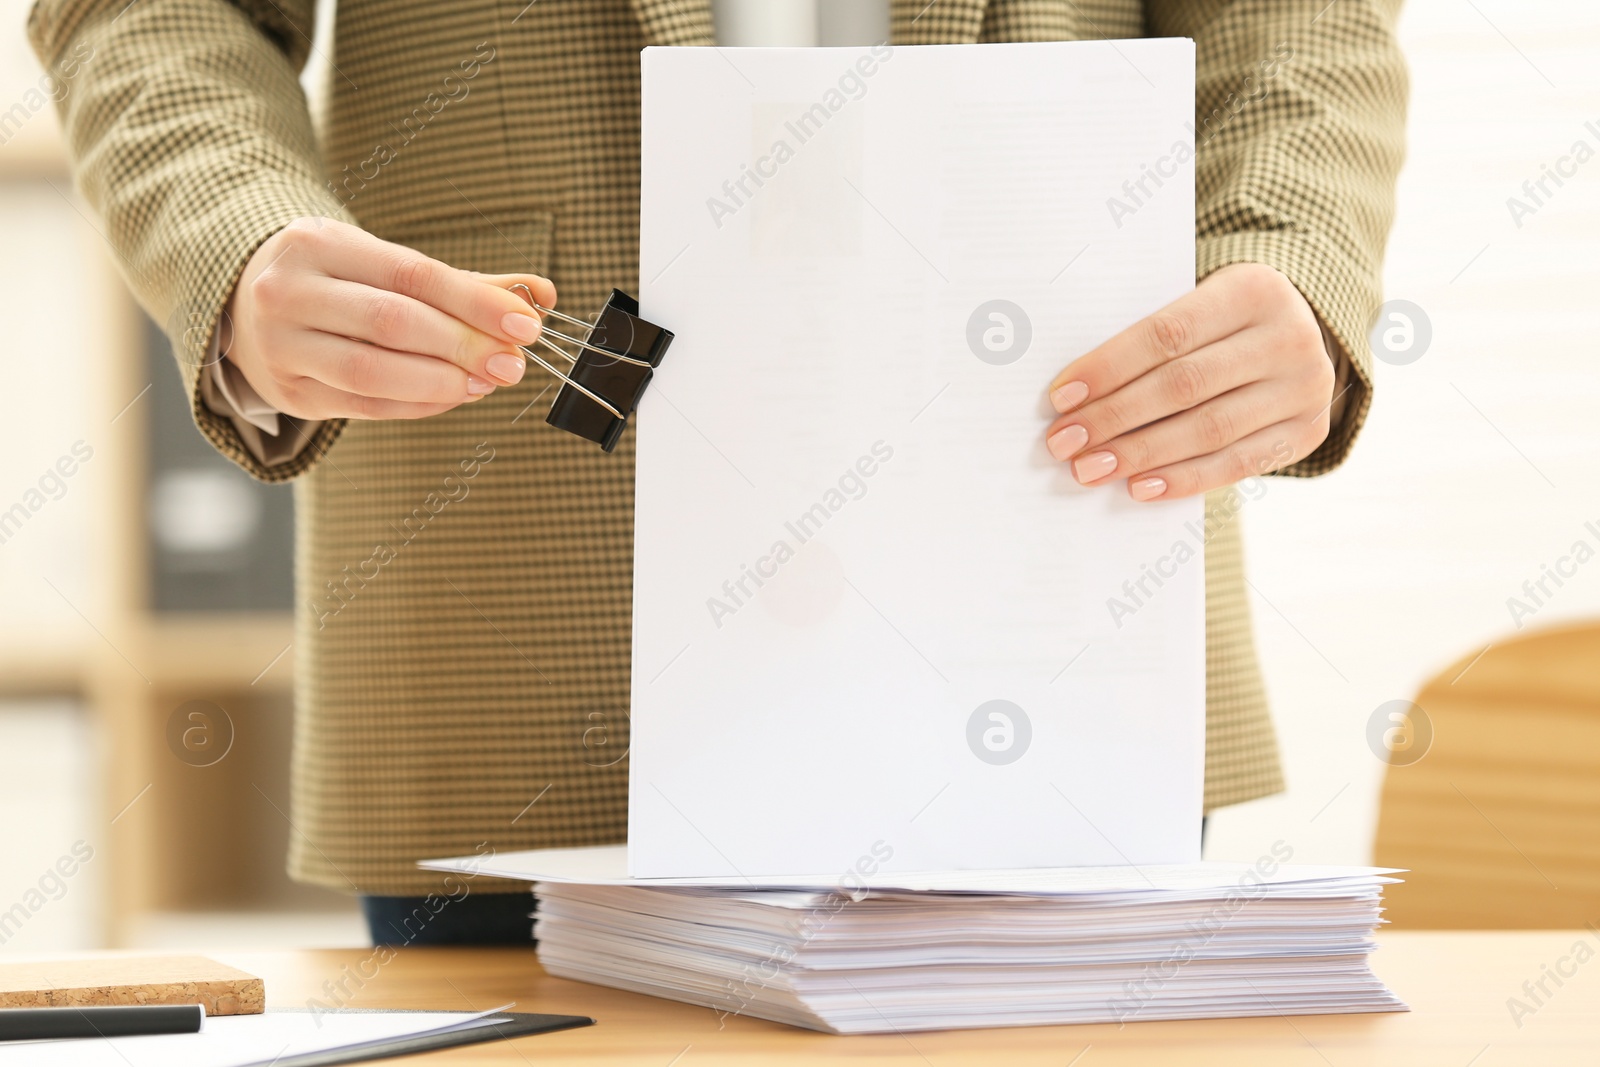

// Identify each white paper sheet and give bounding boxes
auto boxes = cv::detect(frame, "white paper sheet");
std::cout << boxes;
[633,40,1201,877]
[421,845,1402,895]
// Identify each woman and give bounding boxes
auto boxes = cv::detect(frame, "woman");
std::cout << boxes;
[29,0,1406,944]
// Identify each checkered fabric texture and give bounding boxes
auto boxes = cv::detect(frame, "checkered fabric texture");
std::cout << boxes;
[30,0,1406,894]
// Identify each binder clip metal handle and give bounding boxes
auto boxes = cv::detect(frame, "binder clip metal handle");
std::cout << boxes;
[509,284,674,452]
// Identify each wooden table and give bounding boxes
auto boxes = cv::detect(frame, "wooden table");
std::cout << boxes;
[207,931,1597,1065]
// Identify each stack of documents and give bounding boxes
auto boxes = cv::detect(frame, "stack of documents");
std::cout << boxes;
[423,847,1406,1033]
[424,38,1407,1035]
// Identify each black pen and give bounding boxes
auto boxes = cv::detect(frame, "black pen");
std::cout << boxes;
[0,1004,205,1041]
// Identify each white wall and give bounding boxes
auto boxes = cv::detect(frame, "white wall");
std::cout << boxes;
[1207,0,1600,864]
[1,3,117,953]
[0,701,101,954]
[0,182,109,632]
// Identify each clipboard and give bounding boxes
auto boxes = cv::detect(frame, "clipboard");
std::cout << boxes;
[243,1009,593,1067]
[0,1006,593,1066]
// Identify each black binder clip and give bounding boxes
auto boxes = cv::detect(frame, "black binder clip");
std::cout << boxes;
[508,284,674,452]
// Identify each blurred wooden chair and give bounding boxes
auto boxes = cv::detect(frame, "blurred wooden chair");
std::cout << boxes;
[1374,621,1600,928]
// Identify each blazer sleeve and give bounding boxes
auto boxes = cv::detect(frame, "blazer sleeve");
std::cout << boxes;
[28,0,357,481]
[1145,0,1409,477]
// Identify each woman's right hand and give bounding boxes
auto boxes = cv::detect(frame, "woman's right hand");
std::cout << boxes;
[219,217,558,420]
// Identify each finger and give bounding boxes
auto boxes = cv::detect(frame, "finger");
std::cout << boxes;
[283,219,557,350]
[475,271,559,310]
[366,248,553,350]
[1047,270,1259,413]
[1059,381,1293,486]
[1123,420,1310,502]
[1043,333,1270,459]
[291,331,495,404]
[303,278,527,387]
[283,376,478,422]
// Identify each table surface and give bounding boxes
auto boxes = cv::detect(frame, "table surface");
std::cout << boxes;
[188,931,1600,1066]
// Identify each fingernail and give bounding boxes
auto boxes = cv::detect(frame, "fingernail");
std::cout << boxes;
[1046,424,1089,461]
[1050,380,1089,412]
[485,353,525,385]
[1129,476,1167,501]
[1073,450,1118,483]
[502,312,542,344]
[467,376,496,395]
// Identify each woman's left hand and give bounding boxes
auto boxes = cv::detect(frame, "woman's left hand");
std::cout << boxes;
[1044,262,1338,501]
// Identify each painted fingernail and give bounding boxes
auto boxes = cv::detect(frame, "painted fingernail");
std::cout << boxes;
[1129,476,1167,501]
[485,353,525,385]
[467,376,497,395]
[1046,424,1089,461]
[1073,450,1118,483]
[502,312,542,343]
[1050,380,1089,412]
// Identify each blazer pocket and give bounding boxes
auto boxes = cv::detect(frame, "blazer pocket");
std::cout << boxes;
[378,208,555,280]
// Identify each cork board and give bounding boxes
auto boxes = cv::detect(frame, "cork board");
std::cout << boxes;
[0,956,264,1015]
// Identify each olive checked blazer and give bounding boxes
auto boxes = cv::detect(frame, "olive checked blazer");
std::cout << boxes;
[30,0,1406,894]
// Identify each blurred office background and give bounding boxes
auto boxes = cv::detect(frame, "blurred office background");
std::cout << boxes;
[0,0,359,950]
[1,0,1596,950]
